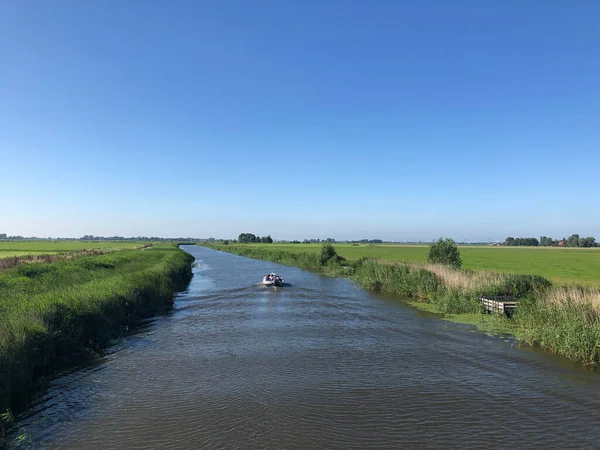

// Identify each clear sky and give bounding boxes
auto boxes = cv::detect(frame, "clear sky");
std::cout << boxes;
[1,1,599,241]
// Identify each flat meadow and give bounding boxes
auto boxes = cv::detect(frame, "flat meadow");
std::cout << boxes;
[240,243,600,287]
[0,241,143,259]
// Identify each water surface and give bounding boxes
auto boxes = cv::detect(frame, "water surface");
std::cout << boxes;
[12,245,600,448]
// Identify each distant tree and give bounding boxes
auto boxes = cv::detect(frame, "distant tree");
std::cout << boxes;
[238,233,258,243]
[505,237,539,246]
[523,237,539,246]
[540,236,554,246]
[567,234,580,247]
[261,235,273,243]
[0,233,6,239]
[579,237,596,248]
[222,240,230,245]
[427,238,462,269]
[319,242,338,265]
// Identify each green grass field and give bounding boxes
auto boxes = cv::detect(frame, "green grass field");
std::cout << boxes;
[239,243,600,287]
[0,251,62,258]
[0,241,142,259]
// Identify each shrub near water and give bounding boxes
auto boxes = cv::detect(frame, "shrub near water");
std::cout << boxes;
[427,238,462,269]
[0,245,193,431]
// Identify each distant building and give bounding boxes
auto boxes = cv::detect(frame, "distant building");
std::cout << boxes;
[557,240,565,247]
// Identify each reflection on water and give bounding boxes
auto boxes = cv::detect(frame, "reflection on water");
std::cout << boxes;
[11,245,600,449]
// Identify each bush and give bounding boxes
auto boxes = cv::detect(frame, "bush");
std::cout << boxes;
[428,238,462,269]
[319,242,338,265]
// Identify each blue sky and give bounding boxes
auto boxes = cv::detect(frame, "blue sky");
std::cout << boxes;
[1,1,599,241]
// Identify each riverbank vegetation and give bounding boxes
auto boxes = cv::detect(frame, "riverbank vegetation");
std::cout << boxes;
[0,244,193,445]
[199,242,600,366]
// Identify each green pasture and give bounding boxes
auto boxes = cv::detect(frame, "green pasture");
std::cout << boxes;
[239,243,600,287]
[0,241,142,257]
[0,251,60,258]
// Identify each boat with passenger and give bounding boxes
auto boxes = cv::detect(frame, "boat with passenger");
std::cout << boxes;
[260,273,284,287]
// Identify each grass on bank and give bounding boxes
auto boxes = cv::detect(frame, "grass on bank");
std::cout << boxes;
[201,243,600,366]
[0,244,194,441]
[236,243,600,287]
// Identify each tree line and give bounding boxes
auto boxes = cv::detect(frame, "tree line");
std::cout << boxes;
[0,234,199,241]
[235,236,385,244]
[237,233,273,243]
[505,234,597,247]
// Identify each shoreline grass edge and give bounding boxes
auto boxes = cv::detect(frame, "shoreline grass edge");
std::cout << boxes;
[0,244,194,446]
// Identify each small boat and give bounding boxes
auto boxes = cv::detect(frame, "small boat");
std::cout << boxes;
[260,273,284,287]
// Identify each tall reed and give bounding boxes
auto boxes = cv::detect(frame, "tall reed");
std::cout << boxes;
[513,286,600,364]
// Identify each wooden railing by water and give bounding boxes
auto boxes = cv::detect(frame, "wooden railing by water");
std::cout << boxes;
[479,295,518,315]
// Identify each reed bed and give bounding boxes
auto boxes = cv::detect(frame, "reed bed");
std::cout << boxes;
[541,285,600,311]
[514,286,600,364]
[352,258,550,314]
[408,262,505,291]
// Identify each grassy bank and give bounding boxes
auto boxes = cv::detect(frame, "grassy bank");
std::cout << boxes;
[236,243,600,287]
[200,243,600,366]
[0,244,193,444]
